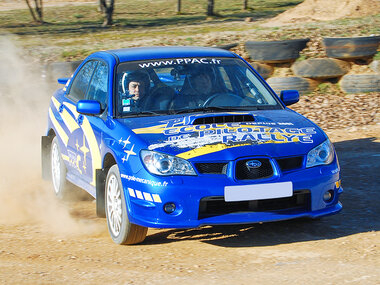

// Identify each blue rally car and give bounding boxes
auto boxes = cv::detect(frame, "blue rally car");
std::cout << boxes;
[42,46,342,245]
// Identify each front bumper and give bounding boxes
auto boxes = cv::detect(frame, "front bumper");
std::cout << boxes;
[121,161,343,229]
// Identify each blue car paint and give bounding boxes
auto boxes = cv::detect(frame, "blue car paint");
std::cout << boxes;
[45,46,342,229]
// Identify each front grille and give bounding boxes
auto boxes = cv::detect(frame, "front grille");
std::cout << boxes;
[276,156,303,172]
[236,158,273,180]
[195,163,228,174]
[198,190,310,219]
[192,114,254,125]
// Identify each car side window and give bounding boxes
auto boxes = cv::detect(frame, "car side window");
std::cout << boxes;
[86,61,108,110]
[68,60,98,101]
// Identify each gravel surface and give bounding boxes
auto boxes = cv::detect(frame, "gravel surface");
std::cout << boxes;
[292,91,380,130]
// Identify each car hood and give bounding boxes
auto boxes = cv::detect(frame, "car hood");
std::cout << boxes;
[117,110,327,161]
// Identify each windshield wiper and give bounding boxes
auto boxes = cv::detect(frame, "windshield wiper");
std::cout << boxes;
[172,106,258,114]
[121,110,165,117]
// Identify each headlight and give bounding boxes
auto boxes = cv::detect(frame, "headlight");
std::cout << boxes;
[306,139,335,168]
[141,150,196,176]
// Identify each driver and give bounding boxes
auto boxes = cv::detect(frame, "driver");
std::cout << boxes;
[188,72,213,97]
[174,65,217,108]
[121,71,150,112]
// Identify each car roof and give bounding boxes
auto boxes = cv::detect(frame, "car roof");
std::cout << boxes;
[106,46,237,62]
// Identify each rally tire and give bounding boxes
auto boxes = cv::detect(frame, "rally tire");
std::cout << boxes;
[105,164,148,245]
[214,43,238,50]
[50,136,70,200]
[267,76,318,95]
[340,74,380,93]
[250,62,274,79]
[292,58,351,79]
[245,38,310,63]
[323,36,380,59]
[370,60,380,73]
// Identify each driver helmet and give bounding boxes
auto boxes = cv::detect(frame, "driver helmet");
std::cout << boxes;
[122,71,150,96]
[187,65,216,95]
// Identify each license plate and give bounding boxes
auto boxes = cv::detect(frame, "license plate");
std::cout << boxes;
[224,181,293,202]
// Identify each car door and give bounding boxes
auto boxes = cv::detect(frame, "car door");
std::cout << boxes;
[62,60,98,188]
[79,60,109,190]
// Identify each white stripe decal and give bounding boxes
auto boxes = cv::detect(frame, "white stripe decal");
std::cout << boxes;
[128,187,136,198]
[152,194,162,203]
[49,108,69,146]
[128,187,162,204]
[135,190,144,200]
[143,192,153,202]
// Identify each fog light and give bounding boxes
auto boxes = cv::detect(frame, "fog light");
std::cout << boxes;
[164,203,176,214]
[323,190,334,203]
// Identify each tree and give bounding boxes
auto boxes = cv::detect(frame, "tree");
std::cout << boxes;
[207,0,215,16]
[177,0,182,14]
[98,0,105,13]
[243,0,248,10]
[24,0,44,23]
[99,0,115,27]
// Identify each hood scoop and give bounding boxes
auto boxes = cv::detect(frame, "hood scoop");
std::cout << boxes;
[192,114,254,125]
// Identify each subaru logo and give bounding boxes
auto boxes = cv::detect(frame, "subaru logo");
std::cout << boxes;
[246,160,262,170]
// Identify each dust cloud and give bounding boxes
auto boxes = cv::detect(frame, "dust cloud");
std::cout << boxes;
[0,36,102,236]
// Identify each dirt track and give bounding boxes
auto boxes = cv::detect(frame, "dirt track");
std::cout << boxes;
[0,3,379,281]
[0,124,379,285]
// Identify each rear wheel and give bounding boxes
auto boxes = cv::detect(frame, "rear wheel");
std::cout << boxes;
[105,165,148,245]
[51,136,70,199]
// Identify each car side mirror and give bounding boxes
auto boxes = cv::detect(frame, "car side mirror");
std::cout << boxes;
[77,100,102,115]
[280,90,299,106]
[57,78,70,85]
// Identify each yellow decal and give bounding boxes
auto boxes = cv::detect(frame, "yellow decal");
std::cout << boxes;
[80,133,90,172]
[51,96,61,110]
[81,116,102,186]
[61,154,69,162]
[177,142,251,159]
[63,102,79,119]
[133,124,167,134]
[50,97,80,134]
[60,110,79,134]
[52,99,101,186]
[48,108,69,146]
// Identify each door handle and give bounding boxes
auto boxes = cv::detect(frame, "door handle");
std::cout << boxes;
[59,104,64,113]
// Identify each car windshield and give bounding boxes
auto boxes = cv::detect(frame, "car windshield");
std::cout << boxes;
[115,57,282,117]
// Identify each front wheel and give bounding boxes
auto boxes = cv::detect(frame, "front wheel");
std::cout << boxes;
[105,164,148,245]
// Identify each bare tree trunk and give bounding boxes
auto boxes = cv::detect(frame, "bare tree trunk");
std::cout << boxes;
[207,0,214,16]
[98,0,105,12]
[100,0,115,26]
[25,0,38,22]
[25,0,44,23]
[243,0,248,10]
[34,0,43,20]
[177,0,181,14]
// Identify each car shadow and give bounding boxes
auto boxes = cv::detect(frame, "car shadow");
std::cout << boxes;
[144,137,380,247]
